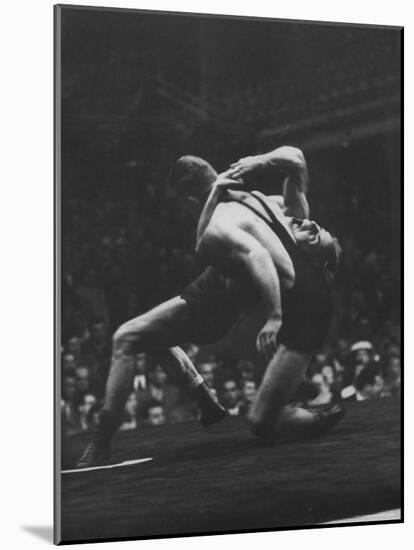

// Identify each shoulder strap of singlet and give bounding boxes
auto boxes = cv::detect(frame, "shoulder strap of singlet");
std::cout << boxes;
[238,191,297,254]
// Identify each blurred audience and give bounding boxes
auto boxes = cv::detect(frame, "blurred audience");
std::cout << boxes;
[60,59,400,435]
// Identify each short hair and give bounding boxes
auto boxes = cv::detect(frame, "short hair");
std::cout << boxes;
[221,378,238,391]
[142,399,164,419]
[199,362,214,372]
[170,155,217,198]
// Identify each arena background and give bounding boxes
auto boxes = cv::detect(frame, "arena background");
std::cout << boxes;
[58,6,402,544]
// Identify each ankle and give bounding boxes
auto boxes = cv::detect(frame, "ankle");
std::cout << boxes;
[97,409,121,438]
[193,383,218,407]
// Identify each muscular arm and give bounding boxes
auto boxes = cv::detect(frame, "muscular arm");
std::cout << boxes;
[196,172,243,246]
[196,182,226,246]
[228,146,310,219]
[197,216,282,322]
[278,147,309,219]
[198,214,283,358]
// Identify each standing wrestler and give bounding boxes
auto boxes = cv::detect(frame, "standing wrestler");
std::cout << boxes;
[77,157,283,467]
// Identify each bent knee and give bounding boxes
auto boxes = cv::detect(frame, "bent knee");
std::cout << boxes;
[248,418,276,441]
[248,410,278,440]
[113,319,148,352]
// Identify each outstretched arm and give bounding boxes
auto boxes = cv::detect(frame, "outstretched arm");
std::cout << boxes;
[197,214,282,359]
[227,146,310,219]
[196,171,243,246]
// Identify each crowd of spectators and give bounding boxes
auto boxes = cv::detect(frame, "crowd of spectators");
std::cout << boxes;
[61,141,401,438]
[60,21,401,438]
[62,334,401,437]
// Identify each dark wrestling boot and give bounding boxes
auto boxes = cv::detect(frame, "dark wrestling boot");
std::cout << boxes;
[249,404,346,444]
[193,384,228,427]
[307,403,346,437]
[76,410,119,468]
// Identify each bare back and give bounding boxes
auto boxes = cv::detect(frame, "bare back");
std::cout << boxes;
[209,190,296,288]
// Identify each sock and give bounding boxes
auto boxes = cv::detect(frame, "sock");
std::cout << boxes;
[96,409,121,442]
[153,347,204,391]
[192,383,219,410]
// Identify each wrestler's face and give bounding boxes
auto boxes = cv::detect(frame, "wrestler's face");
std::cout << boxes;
[290,218,334,263]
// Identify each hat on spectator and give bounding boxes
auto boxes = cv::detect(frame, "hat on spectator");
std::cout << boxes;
[350,341,373,353]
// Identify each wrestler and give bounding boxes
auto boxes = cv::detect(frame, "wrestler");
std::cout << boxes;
[195,147,344,438]
[77,147,342,467]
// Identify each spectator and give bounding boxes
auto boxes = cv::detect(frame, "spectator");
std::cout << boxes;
[67,337,82,363]
[120,392,138,430]
[382,356,401,397]
[82,318,111,397]
[199,362,216,391]
[351,340,374,367]
[239,379,257,416]
[62,374,78,405]
[61,375,80,435]
[62,353,77,375]
[333,338,350,368]
[75,365,91,401]
[142,399,166,426]
[220,379,242,416]
[321,365,336,388]
[343,364,384,402]
[237,359,258,384]
[182,343,200,364]
[137,364,197,424]
[79,394,98,431]
[342,340,376,391]
[133,352,148,392]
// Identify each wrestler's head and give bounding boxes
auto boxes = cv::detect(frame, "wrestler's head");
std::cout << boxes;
[171,155,217,217]
[290,218,341,275]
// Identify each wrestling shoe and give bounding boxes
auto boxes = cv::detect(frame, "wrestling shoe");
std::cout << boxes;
[200,401,228,427]
[250,404,346,443]
[194,384,229,427]
[76,410,118,468]
[76,433,111,468]
[307,403,346,438]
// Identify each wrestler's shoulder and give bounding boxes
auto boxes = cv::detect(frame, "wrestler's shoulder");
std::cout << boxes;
[212,199,251,222]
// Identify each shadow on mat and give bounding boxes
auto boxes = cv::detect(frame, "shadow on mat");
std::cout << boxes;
[21,525,53,543]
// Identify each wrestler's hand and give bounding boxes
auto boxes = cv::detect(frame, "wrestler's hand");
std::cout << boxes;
[214,173,244,191]
[256,316,281,361]
[227,155,268,182]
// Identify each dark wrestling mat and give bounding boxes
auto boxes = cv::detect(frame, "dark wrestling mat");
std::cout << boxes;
[59,397,401,543]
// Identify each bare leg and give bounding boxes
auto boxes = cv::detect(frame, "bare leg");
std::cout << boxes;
[102,297,192,420]
[78,297,225,466]
[248,344,315,438]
